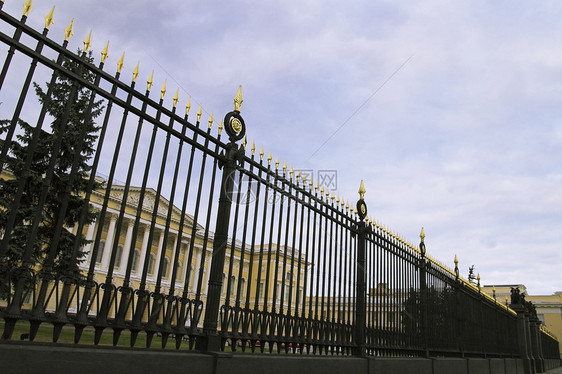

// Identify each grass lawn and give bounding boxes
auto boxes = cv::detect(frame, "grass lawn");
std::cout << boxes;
[0,319,193,350]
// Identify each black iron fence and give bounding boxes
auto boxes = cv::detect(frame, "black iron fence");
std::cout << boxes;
[0,2,558,364]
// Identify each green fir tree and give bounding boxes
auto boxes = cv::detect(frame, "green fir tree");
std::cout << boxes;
[0,50,104,296]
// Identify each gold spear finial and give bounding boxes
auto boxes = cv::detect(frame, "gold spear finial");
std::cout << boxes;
[146,71,154,91]
[283,161,287,174]
[420,227,425,243]
[260,146,264,161]
[197,104,202,122]
[23,0,33,16]
[331,192,335,203]
[302,173,307,184]
[251,141,255,155]
[242,135,246,148]
[83,30,92,52]
[208,112,214,129]
[320,186,324,196]
[268,152,272,166]
[346,201,350,211]
[289,164,293,177]
[100,41,109,63]
[309,179,313,189]
[454,254,458,266]
[117,53,126,74]
[234,85,243,111]
[173,88,179,108]
[185,97,191,116]
[358,180,366,200]
[160,79,167,100]
[275,156,279,170]
[315,183,319,193]
[45,6,55,30]
[296,170,300,181]
[64,18,74,41]
[132,62,140,82]
[218,119,224,135]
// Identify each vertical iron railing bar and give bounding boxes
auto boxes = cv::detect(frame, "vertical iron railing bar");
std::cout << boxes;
[311,190,323,354]
[293,179,305,320]
[222,167,245,350]
[287,179,301,353]
[336,208,344,339]
[325,198,334,352]
[342,209,351,354]
[279,172,293,352]
[232,165,256,353]
[249,155,266,353]
[0,24,48,175]
[279,174,292,318]
[225,169,244,309]
[240,163,258,310]
[271,170,285,318]
[192,126,218,300]
[299,185,312,353]
[263,168,278,316]
[0,9,27,90]
[174,110,200,349]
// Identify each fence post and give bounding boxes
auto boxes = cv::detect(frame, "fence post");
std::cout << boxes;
[510,288,537,374]
[419,228,430,357]
[196,88,246,352]
[353,181,368,357]
[528,303,545,373]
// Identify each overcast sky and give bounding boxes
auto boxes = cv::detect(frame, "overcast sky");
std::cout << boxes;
[2,0,561,295]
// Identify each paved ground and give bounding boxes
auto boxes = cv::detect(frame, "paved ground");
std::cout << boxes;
[546,367,562,374]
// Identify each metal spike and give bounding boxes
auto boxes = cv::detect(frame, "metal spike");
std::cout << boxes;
[160,79,167,100]
[420,227,425,243]
[218,119,224,135]
[117,53,126,74]
[100,41,109,63]
[146,71,154,91]
[302,173,307,184]
[260,146,264,161]
[358,180,366,200]
[289,165,293,177]
[23,0,32,16]
[331,192,335,202]
[283,161,287,174]
[309,179,313,189]
[44,6,55,30]
[346,201,349,211]
[251,141,255,156]
[268,152,272,166]
[242,135,246,148]
[296,170,300,180]
[208,112,214,129]
[197,104,202,122]
[275,156,279,170]
[83,30,92,52]
[320,186,324,196]
[173,88,179,108]
[132,62,140,82]
[234,85,243,111]
[64,18,74,41]
[185,97,191,116]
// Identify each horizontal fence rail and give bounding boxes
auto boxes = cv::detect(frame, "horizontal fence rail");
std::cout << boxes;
[0,3,558,366]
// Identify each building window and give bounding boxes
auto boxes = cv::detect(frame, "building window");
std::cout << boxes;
[114,245,123,270]
[258,282,264,300]
[163,257,169,279]
[239,278,245,299]
[132,249,140,274]
[94,240,105,265]
[229,276,236,298]
[147,253,155,276]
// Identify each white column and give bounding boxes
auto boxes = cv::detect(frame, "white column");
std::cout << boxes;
[84,219,98,263]
[152,230,164,280]
[137,225,150,275]
[100,215,116,270]
[119,220,134,273]
[168,234,179,283]
[179,243,190,287]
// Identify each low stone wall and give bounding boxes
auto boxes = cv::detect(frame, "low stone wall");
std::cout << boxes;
[0,342,549,374]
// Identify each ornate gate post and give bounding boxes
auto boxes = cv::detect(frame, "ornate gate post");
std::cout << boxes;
[196,87,246,352]
[353,181,368,357]
[510,288,537,374]
[419,228,430,357]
